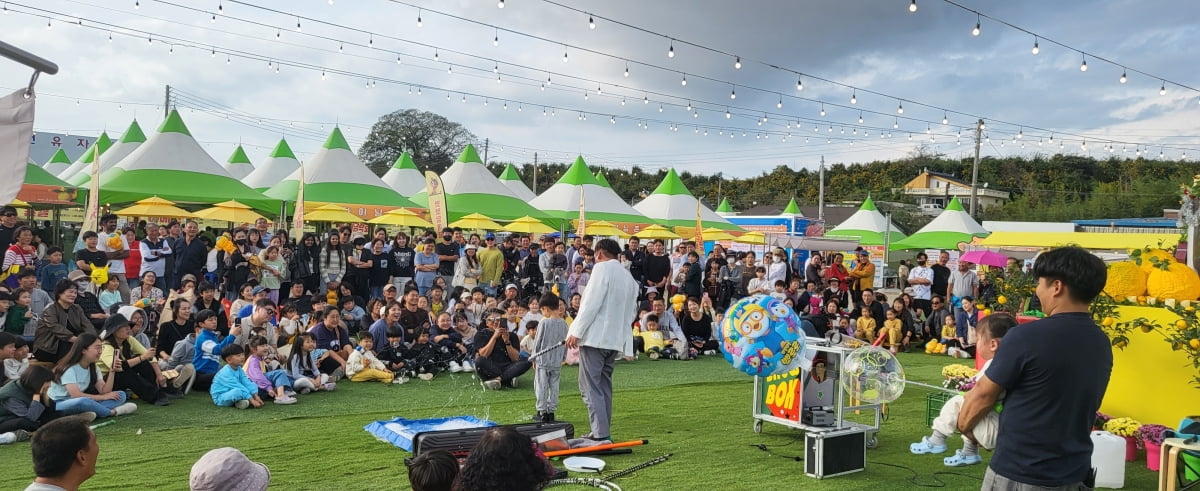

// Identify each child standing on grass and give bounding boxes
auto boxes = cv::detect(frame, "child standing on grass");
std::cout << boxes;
[286,333,336,394]
[244,336,297,405]
[532,294,567,423]
[210,344,263,409]
[346,332,394,384]
[911,313,1015,467]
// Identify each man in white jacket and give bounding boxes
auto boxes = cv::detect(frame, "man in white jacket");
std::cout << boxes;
[565,239,637,441]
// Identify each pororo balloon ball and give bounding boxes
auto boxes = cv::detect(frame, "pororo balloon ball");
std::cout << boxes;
[839,345,906,404]
[719,294,806,377]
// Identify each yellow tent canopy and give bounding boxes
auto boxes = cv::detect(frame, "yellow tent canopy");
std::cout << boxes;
[975,232,1180,250]
[449,213,503,231]
[303,204,364,223]
[113,196,196,219]
[193,200,266,224]
[367,208,434,228]
[503,216,556,234]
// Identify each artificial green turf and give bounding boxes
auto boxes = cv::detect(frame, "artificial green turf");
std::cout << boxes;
[0,352,1159,490]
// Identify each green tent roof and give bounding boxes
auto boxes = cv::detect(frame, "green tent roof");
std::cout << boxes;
[157,110,191,136]
[457,144,483,164]
[782,198,801,215]
[945,196,965,212]
[392,151,417,170]
[118,120,147,144]
[716,197,733,213]
[24,162,72,187]
[270,139,297,159]
[560,157,599,186]
[649,169,691,196]
[79,132,113,164]
[594,170,612,188]
[45,149,71,165]
[227,145,252,164]
[323,127,351,151]
[498,163,523,181]
[860,196,878,211]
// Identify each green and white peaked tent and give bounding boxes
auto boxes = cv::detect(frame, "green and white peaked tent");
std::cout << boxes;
[243,139,300,191]
[594,170,612,188]
[826,196,906,246]
[632,169,739,230]
[498,163,537,201]
[380,151,425,197]
[41,149,73,177]
[715,197,735,216]
[68,120,147,186]
[57,131,113,181]
[24,160,72,187]
[781,197,803,216]
[409,144,550,223]
[265,128,416,207]
[98,110,276,210]
[889,197,988,250]
[222,145,254,180]
[529,156,651,227]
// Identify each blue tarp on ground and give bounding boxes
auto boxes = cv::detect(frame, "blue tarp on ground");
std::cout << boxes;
[364,416,495,451]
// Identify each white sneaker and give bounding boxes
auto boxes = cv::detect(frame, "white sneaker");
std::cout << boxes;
[322,383,337,391]
[482,379,501,390]
[449,361,463,373]
[0,432,15,444]
[274,395,297,405]
[703,350,717,356]
[392,376,409,385]
[946,347,959,358]
[234,400,251,409]
[462,360,475,372]
[113,402,138,416]
[418,373,435,381]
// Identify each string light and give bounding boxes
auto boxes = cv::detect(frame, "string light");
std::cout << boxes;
[858,112,864,124]
[368,34,373,47]
[624,64,629,77]
[1160,80,1167,95]
[1119,70,1127,84]
[897,101,904,114]
[1031,37,1039,55]
[680,74,687,86]
[497,0,504,8]
[971,14,980,36]
[217,1,223,14]
[667,39,674,58]
[850,90,857,104]
[588,15,594,29]
[729,86,736,100]
[295,17,301,31]
[734,56,741,69]
[819,103,825,117]
[725,108,731,119]
[942,113,949,125]
[776,97,783,109]
[908,0,917,13]
[434,49,439,61]
[416,9,422,27]
[562,46,568,62]
[339,42,344,53]
[796,77,803,91]
[493,29,499,46]
[1079,53,1087,72]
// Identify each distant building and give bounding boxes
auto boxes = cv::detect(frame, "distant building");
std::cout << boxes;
[899,170,1010,211]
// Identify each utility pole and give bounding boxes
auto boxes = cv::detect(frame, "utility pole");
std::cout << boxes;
[482,138,489,165]
[818,157,825,221]
[163,85,171,118]
[969,119,984,216]
[532,152,539,194]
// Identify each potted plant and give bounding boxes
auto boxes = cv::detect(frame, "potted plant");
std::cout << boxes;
[1103,417,1142,461]
[1136,424,1171,471]
[1094,411,1113,431]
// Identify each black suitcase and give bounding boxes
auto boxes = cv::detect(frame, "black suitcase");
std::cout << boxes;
[412,421,575,457]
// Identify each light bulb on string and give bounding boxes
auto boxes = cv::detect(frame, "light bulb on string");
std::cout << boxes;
[493,30,499,46]
[497,0,504,8]
[1031,37,1039,54]
[518,105,522,112]
[416,10,422,27]
[276,29,281,40]
[108,31,112,42]
[796,77,803,91]
[1079,53,1087,71]
[46,17,51,30]
[493,63,498,73]
[135,0,139,9]
[819,104,825,117]
[942,113,949,125]
[686,101,692,111]
[583,92,588,100]
[447,65,452,74]
[725,109,731,119]
[667,39,674,58]
[644,95,649,104]
[562,47,568,63]
[658,104,663,113]
[624,64,629,77]
[734,56,741,69]
[693,111,699,118]
[972,14,980,36]
[1119,70,1127,84]
[730,86,736,100]
[296,18,301,31]
[909,0,917,12]
[897,101,904,114]
[622,98,627,106]
[226,55,230,64]
[1160,81,1167,95]
[777,97,783,109]
[368,34,373,47]
[850,90,857,104]
[681,74,687,86]
[396,54,402,65]
[547,73,552,86]
[589,15,595,29]
[339,43,344,54]
[858,112,864,124]
[893,118,899,129]
[496,74,501,84]
[596,83,602,95]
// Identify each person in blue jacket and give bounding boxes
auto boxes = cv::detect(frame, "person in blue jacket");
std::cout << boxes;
[209,344,263,409]
[192,309,243,377]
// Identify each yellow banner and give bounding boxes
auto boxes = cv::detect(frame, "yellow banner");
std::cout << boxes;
[425,171,448,232]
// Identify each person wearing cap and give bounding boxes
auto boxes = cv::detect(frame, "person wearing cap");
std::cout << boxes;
[847,250,876,300]
[454,244,482,290]
[822,277,849,312]
[24,417,100,491]
[565,238,637,441]
[95,315,173,406]
[477,233,504,297]
[947,260,980,314]
[0,205,19,252]
[189,447,270,491]
[34,278,94,364]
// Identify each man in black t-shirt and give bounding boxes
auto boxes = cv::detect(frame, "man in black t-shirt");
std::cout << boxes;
[0,205,18,248]
[930,251,951,299]
[958,246,1110,489]
[472,309,530,389]
[435,227,459,288]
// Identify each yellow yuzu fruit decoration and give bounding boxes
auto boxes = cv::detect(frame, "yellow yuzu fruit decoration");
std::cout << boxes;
[1131,247,1176,274]
[1146,262,1200,301]
[1103,261,1146,299]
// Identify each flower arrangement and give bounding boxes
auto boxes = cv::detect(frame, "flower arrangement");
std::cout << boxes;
[1135,424,1171,449]
[1095,411,1113,430]
[941,363,978,391]
[1104,417,1142,438]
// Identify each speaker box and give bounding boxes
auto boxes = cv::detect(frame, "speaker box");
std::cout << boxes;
[804,428,866,478]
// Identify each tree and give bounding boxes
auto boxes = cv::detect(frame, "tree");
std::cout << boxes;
[358,109,476,176]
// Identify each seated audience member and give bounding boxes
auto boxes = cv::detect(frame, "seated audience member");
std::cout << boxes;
[456,426,551,491]
[25,417,100,491]
[193,310,243,385]
[209,344,262,409]
[34,278,94,364]
[95,315,172,406]
[189,447,270,491]
[48,334,137,419]
[473,309,531,390]
[161,319,203,393]
[4,334,29,384]
[286,333,338,394]
[0,365,79,443]
[406,450,459,491]
[376,327,409,384]
[308,308,351,375]
[243,336,297,405]
[345,332,394,384]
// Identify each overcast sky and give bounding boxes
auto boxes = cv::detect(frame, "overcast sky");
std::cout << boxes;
[3,0,1199,179]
